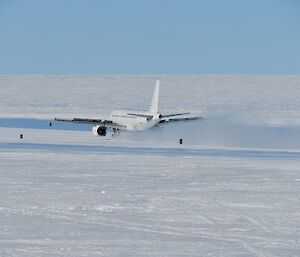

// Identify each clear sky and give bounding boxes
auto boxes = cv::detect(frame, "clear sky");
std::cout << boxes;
[0,0,299,74]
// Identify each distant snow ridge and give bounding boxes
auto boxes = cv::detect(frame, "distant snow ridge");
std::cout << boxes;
[1,75,300,124]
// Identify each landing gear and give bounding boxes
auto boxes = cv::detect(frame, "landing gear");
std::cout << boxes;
[112,128,120,136]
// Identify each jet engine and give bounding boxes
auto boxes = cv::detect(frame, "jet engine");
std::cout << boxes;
[92,125,107,136]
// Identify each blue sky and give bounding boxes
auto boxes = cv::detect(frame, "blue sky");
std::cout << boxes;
[0,0,299,74]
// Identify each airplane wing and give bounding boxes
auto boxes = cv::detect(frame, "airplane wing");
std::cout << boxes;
[54,117,126,130]
[159,112,203,124]
[160,112,190,118]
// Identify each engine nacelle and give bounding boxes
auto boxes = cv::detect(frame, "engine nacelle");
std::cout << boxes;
[92,125,107,136]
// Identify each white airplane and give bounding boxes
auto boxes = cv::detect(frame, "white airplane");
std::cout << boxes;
[55,80,202,136]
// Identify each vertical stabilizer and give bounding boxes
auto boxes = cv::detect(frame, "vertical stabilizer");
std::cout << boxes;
[150,80,160,113]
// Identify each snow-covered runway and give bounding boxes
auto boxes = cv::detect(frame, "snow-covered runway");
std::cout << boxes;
[1,143,300,256]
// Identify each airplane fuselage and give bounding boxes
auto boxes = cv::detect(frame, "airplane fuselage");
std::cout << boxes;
[110,109,161,131]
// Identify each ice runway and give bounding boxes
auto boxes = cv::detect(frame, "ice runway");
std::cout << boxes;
[1,75,300,256]
[2,142,300,160]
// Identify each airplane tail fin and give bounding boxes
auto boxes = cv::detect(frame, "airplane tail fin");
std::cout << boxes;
[149,80,160,113]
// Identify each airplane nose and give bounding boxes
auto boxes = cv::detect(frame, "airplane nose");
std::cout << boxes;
[159,114,162,119]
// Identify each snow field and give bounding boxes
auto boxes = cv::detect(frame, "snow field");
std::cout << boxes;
[1,150,300,256]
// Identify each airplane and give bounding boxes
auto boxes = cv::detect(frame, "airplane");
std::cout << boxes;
[55,80,202,137]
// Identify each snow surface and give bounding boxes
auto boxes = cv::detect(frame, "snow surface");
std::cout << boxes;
[1,144,300,256]
[1,75,300,256]
[1,75,300,126]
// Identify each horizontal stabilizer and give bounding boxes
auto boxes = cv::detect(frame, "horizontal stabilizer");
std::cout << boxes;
[127,113,154,120]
